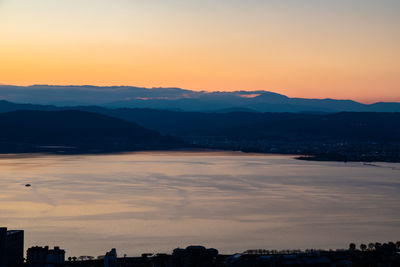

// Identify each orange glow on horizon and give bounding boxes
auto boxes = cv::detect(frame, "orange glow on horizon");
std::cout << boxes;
[0,0,399,104]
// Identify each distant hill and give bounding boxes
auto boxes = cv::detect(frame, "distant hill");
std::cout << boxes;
[0,110,181,153]
[1,100,400,161]
[1,84,400,112]
[90,109,400,142]
[74,107,400,162]
[1,100,400,140]
[0,100,57,113]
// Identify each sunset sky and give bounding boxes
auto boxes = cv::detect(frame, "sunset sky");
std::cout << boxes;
[0,0,399,103]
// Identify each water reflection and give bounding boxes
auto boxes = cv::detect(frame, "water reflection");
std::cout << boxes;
[0,151,399,257]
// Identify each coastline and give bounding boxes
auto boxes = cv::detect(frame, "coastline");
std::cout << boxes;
[0,147,399,164]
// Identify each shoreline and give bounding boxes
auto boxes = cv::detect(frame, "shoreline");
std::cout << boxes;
[0,148,399,164]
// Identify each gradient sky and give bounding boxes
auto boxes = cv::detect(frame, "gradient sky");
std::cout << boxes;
[1,0,399,103]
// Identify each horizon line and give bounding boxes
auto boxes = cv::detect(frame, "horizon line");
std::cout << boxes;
[1,83,399,105]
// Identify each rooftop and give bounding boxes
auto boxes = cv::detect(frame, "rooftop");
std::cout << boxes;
[6,230,23,235]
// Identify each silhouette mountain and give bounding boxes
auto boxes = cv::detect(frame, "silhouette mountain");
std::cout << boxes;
[92,109,400,142]
[0,100,399,140]
[0,110,181,153]
[1,100,400,161]
[0,100,57,113]
[1,85,399,112]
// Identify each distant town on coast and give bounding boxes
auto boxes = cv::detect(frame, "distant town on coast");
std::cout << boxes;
[1,226,400,267]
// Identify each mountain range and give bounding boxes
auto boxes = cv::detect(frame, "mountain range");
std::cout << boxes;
[0,99,399,161]
[1,84,400,112]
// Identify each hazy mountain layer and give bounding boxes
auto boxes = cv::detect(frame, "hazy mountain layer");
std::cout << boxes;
[1,85,399,112]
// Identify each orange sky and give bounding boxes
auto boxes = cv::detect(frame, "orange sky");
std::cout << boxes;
[0,0,399,103]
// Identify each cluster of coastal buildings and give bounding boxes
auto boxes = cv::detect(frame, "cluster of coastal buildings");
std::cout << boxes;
[1,227,68,267]
[0,227,117,267]
[1,227,400,267]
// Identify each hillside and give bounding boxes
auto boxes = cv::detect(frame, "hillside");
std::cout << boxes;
[87,108,400,162]
[1,101,400,161]
[0,110,181,153]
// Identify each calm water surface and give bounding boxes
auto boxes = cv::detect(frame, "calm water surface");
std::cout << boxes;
[0,151,399,257]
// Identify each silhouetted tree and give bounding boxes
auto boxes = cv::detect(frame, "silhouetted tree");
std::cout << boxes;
[360,244,367,251]
[396,241,400,250]
[68,257,72,261]
[387,242,396,252]
[375,242,382,250]
[349,243,356,251]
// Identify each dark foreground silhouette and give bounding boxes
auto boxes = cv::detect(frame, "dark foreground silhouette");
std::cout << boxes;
[62,243,400,267]
[12,244,400,267]
[3,227,400,267]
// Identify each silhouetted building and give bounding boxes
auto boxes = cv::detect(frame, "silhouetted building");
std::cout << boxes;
[104,248,117,267]
[170,246,218,267]
[0,227,24,267]
[27,246,65,267]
